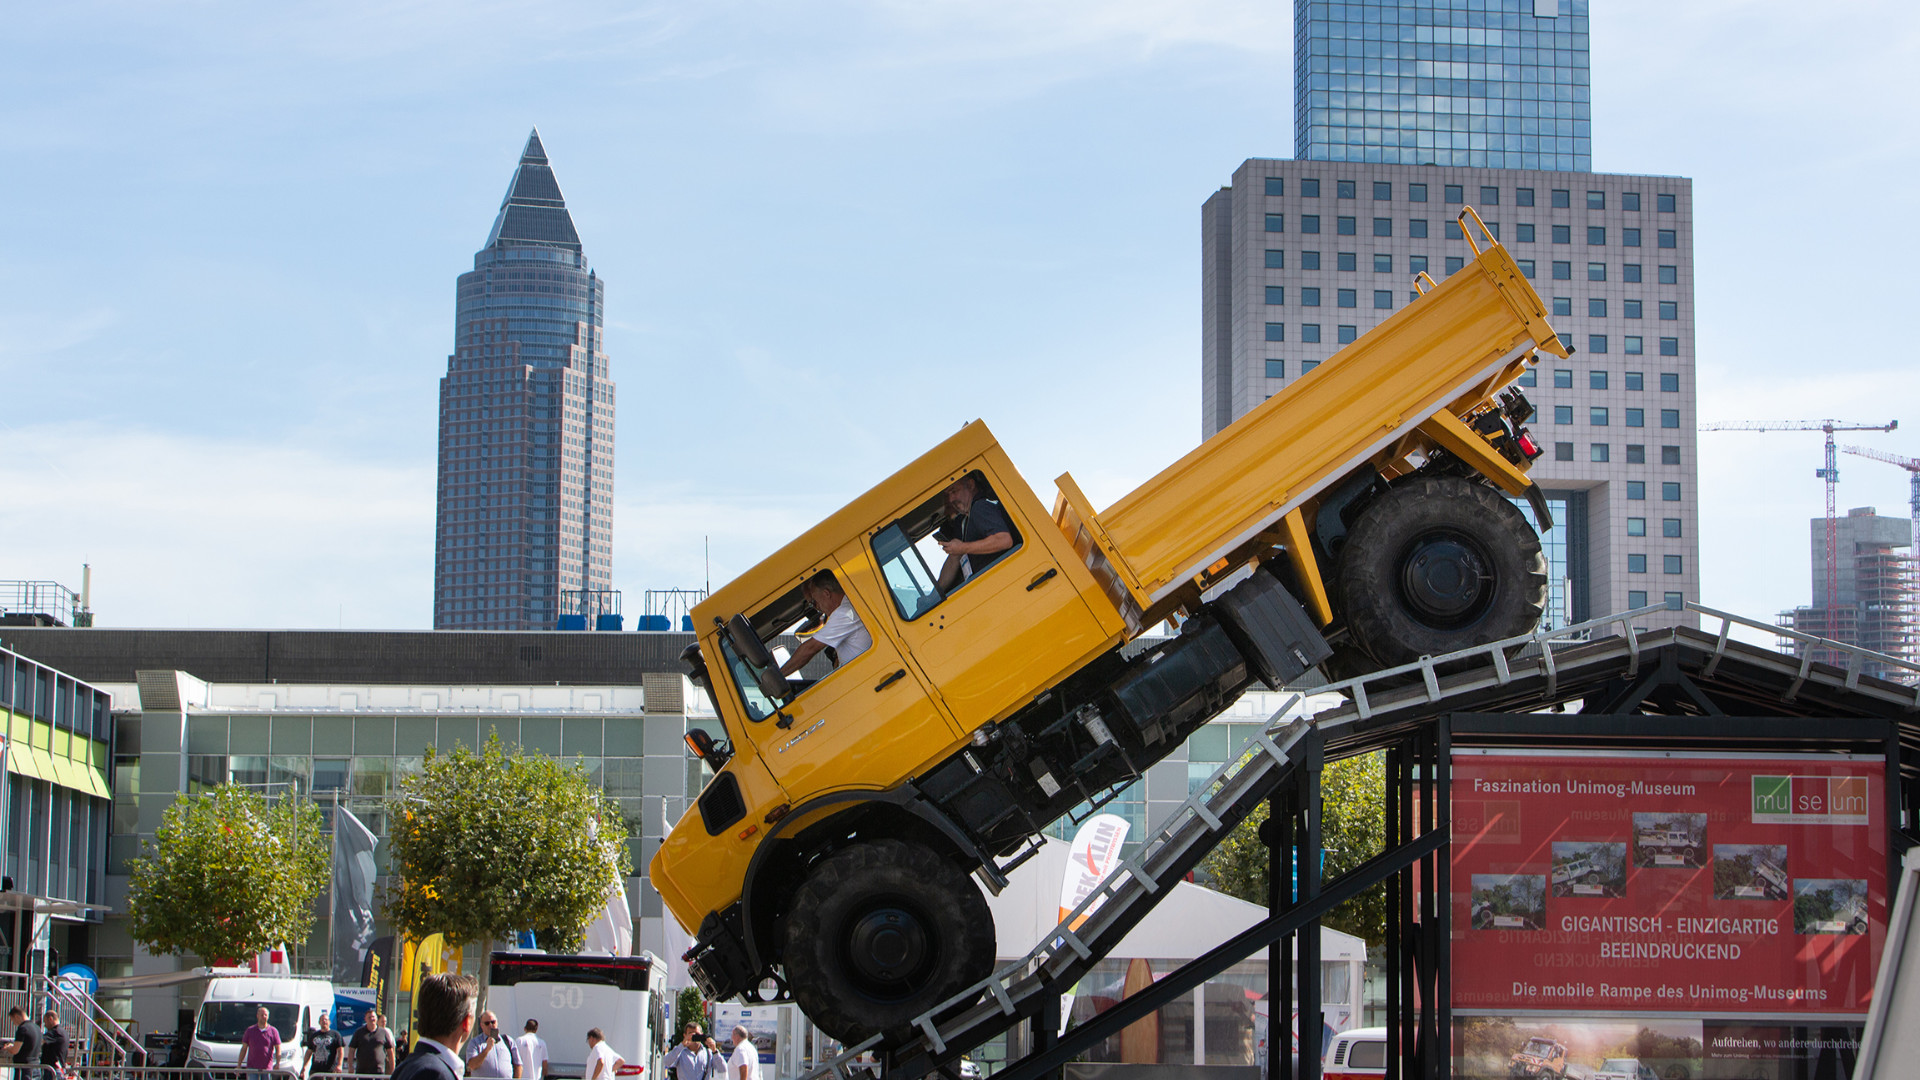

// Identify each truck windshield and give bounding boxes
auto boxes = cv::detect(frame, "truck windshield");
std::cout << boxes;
[198,1001,298,1043]
[717,637,779,723]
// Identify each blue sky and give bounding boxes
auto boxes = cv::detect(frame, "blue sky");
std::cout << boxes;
[3,0,1918,633]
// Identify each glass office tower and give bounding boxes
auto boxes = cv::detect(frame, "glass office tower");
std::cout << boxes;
[433,131,616,629]
[1294,0,1591,171]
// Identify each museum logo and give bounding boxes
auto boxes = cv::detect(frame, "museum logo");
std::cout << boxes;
[1751,775,1868,825]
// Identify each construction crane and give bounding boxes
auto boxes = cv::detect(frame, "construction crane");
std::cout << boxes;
[1700,420,1898,624]
[1842,444,1920,557]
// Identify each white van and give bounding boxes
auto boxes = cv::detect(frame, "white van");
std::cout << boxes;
[190,975,337,1074]
[1322,1026,1388,1079]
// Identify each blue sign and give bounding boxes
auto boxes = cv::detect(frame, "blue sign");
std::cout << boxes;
[54,964,97,997]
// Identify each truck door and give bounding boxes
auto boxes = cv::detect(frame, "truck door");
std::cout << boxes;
[862,465,1113,734]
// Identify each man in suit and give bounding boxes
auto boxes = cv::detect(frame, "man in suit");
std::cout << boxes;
[391,974,477,1080]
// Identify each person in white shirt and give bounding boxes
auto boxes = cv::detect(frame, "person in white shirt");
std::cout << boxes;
[779,570,871,675]
[514,1020,547,1080]
[726,1028,760,1080]
[583,1030,623,1080]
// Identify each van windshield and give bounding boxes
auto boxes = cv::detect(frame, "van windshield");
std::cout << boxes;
[198,1002,298,1044]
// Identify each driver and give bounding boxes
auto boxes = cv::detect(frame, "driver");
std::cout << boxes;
[935,474,1014,592]
[778,570,871,675]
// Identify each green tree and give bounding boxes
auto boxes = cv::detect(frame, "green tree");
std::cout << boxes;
[126,784,329,962]
[1198,751,1388,943]
[675,986,705,1036]
[386,735,630,954]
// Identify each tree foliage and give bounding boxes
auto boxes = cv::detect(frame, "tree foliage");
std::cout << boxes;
[675,987,705,1036]
[386,735,630,954]
[126,784,329,962]
[1198,751,1388,943]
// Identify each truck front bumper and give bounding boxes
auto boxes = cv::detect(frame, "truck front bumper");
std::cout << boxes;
[685,902,758,1001]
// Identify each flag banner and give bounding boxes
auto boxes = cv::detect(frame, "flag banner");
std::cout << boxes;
[331,806,380,986]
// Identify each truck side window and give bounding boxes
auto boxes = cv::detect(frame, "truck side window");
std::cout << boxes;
[717,637,780,722]
[872,470,1022,621]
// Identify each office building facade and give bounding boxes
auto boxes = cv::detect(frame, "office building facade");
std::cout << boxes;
[433,130,616,630]
[1203,161,1697,627]
[1296,0,1591,171]
[1780,508,1917,678]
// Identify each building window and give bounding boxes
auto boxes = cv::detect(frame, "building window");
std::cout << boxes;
[1516,188,1535,207]
[1624,335,1642,355]
[1665,590,1685,607]
[1627,444,1646,463]
[1660,338,1680,356]
[1338,324,1358,344]
[1265,359,1285,378]
[1628,481,1647,500]
[1554,369,1573,388]
[1588,226,1607,245]
[1554,405,1573,424]
[1409,218,1429,238]
[1516,223,1536,243]
[1626,408,1644,427]
[1445,184,1464,203]
[1623,228,1642,247]
[1588,370,1607,390]
[1623,192,1642,212]
[1659,265,1678,284]
[1480,185,1501,205]
[1264,176,1285,196]
[1374,253,1393,273]
[1591,406,1610,425]
[1373,217,1393,237]
[1266,286,1285,305]
[1552,224,1571,244]
[1660,300,1679,320]
[1265,322,1286,341]
[1591,443,1611,462]
[1302,250,1321,270]
[1301,359,1320,372]
[1589,334,1608,354]
[1301,215,1320,234]
[1446,256,1465,275]
[1664,554,1683,574]
[1373,290,1392,310]
[1552,189,1571,208]
[1658,229,1677,248]
[1624,299,1642,319]
[1264,213,1284,232]
[1265,249,1285,268]
[1555,442,1574,461]
[1301,287,1321,306]
[1552,296,1573,317]
[1337,288,1357,308]
[1301,324,1321,343]
[1518,259,1536,278]
[1338,216,1357,235]
[1628,554,1647,573]
[1658,193,1676,213]
[1337,251,1358,271]
[1586,190,1605,210]
[1662,445,1681,465]
[1589,298,1608,317]
[1625,371,1644,391]
[1624,263,1643,282]
[1337,179,1356,199]
[1518,369,1537,387]
[1409,183,1427,203]
[1410,255,1429,274]
[1662,482,1682,501]
[1588,262,1607,281]
[1663,518,1683,538]
[1660,409,1680,428]
[1373,181,1392,200]
[1553,261,1572,280]
[1300,178,1320,197]
[1628,517,1647,536]
[1629,589,1649,608]
[1660,372,1680,392]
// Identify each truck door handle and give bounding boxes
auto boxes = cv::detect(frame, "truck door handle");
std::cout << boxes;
[874,669,907,692]
[1027,568,1059,591]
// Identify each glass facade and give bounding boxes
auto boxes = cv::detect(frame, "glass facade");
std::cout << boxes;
[1294,0,1592,171]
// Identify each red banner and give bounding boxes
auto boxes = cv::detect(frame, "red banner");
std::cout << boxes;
[1450,751,1887,1017]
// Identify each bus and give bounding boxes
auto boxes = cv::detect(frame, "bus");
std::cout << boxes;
[488,952,669,1079]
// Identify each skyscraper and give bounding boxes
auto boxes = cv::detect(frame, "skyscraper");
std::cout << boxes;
[434,131,615,630]
[1204,1,1696,630]
[1295,0,1591,171]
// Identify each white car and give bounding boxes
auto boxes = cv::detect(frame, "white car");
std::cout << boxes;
[1593,1059,1658,1080]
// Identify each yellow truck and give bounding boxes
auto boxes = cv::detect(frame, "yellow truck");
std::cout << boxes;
[653,210,1564,1043]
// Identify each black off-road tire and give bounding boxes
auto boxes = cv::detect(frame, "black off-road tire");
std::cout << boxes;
[783,839,995,1046]
[1336,476,1547,667]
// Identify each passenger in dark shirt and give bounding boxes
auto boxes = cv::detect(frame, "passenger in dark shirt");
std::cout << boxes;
[37,1013,64,1074]
[4,1007,45,1080]
[934,475,1015,593]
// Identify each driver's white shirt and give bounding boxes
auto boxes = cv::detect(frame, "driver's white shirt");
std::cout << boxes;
[814,597,871,664]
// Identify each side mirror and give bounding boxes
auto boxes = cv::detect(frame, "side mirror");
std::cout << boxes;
[726,614,778,671]
[684,728,716,761]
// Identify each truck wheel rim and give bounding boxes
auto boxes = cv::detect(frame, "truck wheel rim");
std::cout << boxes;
[1397,528,1495,629]
[844,902,933,997]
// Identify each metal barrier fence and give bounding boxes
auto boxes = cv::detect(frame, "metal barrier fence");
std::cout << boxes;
[0,973,144,1070]
[63,1068,300,1080]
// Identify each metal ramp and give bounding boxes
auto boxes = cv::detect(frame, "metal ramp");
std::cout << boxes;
[799,602,1920,1080]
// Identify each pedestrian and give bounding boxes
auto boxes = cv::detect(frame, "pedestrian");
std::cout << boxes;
[460,1013,520,1079]
[726,1028,760,1080]
[659,1024,707,1080]
[513,1020,547,1080]
[391,974,476,1080]
[701,1038,724,1080]
[348,1012,396,1076]
[2,1007,44,1080]
[239,1007,281,1078]
[37,1013,65,1080]
[582,1030,623,1080]
[304,1012,346,1078]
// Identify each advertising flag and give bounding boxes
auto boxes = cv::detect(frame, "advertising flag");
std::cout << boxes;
[1058,813,1131,930]
[581,874,634,956]
[331,805,380,986]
